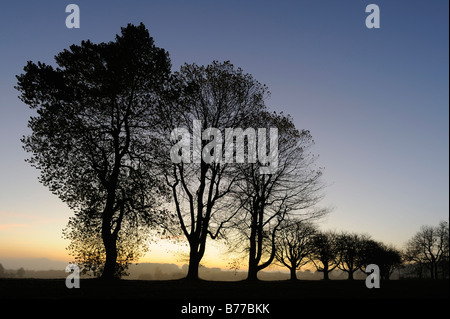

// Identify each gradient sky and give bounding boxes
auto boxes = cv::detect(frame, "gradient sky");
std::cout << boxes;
[0,0,448,270]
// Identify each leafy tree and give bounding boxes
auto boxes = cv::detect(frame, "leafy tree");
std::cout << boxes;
[62,208,156,278]
[275,220,317,280]
[310,231,340,280]
[16,23,172,280]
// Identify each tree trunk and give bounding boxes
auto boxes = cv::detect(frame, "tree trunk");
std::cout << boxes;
[185,238,206,281]
[100,200,118,280]
[101,235,118,280]
[247,262,259,281]
[322,263,330,280]
[434,263,439,280]
[289,267,297,281]
[348,270,354,280]
[247,210,259,281]
[186,253,200,280]
[247,238,259,281]
[247,235,259,281]
[429,263,435,280]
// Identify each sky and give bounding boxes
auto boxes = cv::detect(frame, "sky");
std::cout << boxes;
[0,0,448,270]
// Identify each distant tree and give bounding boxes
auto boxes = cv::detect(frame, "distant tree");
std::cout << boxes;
[275,220,317,280]
[17,267,25,278]
[441,222,450,279]
[16,23,173,280]
[0,264,5,278]
[404,221,449,279]
[377,245,402,280]
[336,232,368,280]
[310,231,340,280]
[359,239,402,280]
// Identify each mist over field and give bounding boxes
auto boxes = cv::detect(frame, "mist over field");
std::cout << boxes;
[0,258,388,281]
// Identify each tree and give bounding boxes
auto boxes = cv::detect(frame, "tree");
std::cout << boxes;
[359,239,402,280]
[336,232,368,280]
[231,112,326,281]
[405,221,449,279]
[160,61,269,280]
[377,245,402,280]
[310,231,340,280]
[275,220,317,280]
[16,23,172,280]
[62,208,156,278]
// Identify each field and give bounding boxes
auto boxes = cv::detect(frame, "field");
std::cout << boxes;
[0,278,448,316]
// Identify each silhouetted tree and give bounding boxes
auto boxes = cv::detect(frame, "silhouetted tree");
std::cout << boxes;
[441,223,450,279]
[336,232,368,280]
[230,112,326,281]
[62,207,159,278]
[404,221,449,279]
[377,245,402,280]
[159,61,269,280]
[275,220,317,280]
[310,231,340,280]
[359,239,402,280]
[16,23,172,280]
[0,264,5,278]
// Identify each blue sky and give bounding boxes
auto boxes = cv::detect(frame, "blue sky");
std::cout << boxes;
[0,0,448,268]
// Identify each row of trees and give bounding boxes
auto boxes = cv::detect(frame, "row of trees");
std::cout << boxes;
[16,23,448,282]
[273,220,449,281]
[274,224,403,281]
[221,220,448,281]
[17,23,325,281]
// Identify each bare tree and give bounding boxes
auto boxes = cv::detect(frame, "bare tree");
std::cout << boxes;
[336,232,368,280]
[275,220,317,280]
[230,112,326,281]
[310,231,340,280]
[405,221,449,279]
[160,61,269,280]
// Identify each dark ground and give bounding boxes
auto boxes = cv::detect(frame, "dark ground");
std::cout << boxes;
[0,279,448,316]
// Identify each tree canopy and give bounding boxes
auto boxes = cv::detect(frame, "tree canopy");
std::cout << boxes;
[16,23,173,280]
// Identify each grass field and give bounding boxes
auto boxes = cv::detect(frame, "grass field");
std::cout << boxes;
[1,278,448,316]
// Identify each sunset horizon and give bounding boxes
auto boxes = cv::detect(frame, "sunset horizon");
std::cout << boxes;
[0,1,448,312]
